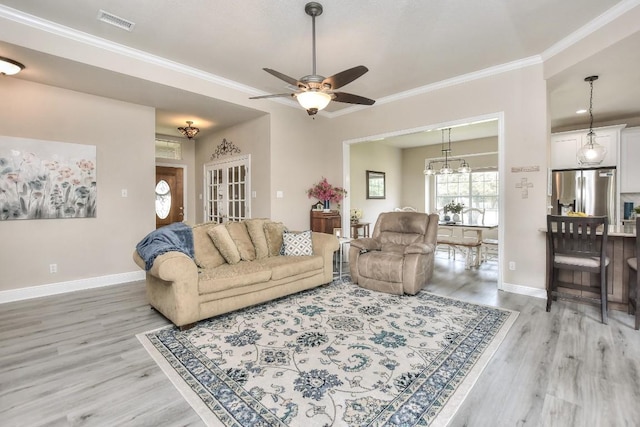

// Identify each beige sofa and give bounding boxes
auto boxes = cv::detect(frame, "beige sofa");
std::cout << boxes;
[133,219,339,328]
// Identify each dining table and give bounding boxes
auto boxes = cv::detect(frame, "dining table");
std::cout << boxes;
[437,222,498,268]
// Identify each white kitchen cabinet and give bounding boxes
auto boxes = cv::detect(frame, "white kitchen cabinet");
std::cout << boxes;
[620,127,640,193]
[550,124,625,169]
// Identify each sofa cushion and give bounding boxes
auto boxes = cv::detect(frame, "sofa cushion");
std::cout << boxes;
[282,230,313,256]
[226,221,256,261]
[258,255,323,281]
[198,261,272,294]
[245,218,269,259]
[208,224,241,265]
[264,221,287,257]
[192,222,226,269]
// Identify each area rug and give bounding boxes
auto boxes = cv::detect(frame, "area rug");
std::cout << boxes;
[138,278,518,426]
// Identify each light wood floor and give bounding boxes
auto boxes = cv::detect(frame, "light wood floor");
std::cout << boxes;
[1,256,639,426]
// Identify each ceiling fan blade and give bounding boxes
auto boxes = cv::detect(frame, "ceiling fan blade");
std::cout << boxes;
[332,91,375,105]
[262,68,306,88]
[322,66,369,90]
[249,93,295,100]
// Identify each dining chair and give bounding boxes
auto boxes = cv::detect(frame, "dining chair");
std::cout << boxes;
[461,208,485,225]
[626,216,640,330]
[546,214,609,324]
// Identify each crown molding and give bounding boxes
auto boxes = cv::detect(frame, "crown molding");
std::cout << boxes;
[542,0,640,61]
[0,4,262,97]
[326,56,543,119]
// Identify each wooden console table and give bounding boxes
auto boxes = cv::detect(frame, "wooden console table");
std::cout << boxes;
[310,210,341,234]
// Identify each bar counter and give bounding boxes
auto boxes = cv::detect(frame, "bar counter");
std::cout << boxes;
[540,223,636,311]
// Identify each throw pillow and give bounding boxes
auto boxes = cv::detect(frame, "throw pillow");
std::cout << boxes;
[245,218,269,259]
[282,230,313,256]
[208,224,241,265]
[226,221,256,261]
[264,221,287,257]
[192,222,226,269]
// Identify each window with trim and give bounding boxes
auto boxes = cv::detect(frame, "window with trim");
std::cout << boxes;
[435,170,499,224]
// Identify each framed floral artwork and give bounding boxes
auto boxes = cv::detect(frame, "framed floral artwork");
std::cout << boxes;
[0,136,97,220]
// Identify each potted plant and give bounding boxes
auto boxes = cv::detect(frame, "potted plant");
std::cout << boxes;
[443,201,464,222]
[307,177,347,212]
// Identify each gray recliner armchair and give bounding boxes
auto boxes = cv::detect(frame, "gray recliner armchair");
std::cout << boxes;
[349,211,439,295]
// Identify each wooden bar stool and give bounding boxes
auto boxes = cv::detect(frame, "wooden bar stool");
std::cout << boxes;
[627,217,640,330]
[546,215,609,324]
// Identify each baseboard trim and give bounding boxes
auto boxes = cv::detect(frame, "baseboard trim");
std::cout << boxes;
[0,271,146,304]
[501,282,546,299]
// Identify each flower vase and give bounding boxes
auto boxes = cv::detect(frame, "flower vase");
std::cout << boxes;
[323,200,331,212]
[453,213,460,223]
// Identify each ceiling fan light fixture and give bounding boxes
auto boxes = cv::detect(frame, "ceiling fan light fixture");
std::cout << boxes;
[178,120,200,139]
[296,91,332,112]
[0,56,25,75]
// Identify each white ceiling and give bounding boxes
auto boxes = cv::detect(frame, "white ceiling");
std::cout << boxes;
[0,0,638,143]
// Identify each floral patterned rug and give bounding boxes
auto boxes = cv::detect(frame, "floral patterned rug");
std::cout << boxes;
[138,278,518,426]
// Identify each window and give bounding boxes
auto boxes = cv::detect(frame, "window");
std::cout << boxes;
[155,138,182,160]
[435,170,499,224]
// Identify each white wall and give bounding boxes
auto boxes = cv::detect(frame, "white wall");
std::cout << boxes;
[195,115,271,223]
[331,65,549,292]
[349,142,403,227]
[0,78,155,292]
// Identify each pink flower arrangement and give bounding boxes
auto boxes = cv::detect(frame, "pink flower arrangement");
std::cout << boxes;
[307,177,347,203]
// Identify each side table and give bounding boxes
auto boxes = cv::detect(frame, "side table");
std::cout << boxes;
[335,237,352,279]
[350,222,370,238]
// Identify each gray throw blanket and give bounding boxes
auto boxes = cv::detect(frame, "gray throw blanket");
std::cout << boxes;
[136,222,195,271]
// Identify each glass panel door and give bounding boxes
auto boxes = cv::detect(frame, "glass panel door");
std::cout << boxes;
[205,155,251,223]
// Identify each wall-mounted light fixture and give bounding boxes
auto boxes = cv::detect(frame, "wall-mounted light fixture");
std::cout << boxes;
[0,56,25,75]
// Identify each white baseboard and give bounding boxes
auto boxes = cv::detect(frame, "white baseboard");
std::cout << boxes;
[0,271,146,304]
[501,281,546,299]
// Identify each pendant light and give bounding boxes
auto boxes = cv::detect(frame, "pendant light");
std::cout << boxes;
[423,128,472,175]
[577,75,606,165]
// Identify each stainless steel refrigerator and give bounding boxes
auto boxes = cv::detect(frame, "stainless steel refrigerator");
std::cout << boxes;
[550,168,617,224]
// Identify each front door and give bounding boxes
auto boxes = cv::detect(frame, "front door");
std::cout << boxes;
[155,166,184,228]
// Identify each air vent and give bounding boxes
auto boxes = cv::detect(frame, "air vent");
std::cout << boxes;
[97,9,135,31]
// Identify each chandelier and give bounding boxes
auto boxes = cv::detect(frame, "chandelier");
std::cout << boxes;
[577,75,606,165]
[178,121,200,139]
[423,128,472,176]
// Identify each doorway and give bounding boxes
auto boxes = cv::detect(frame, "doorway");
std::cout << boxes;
[155,166,184,228]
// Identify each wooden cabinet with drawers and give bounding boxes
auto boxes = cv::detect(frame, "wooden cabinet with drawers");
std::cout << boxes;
[310,210,341,235]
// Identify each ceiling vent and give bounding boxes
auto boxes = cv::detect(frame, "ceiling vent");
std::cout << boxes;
[97,10,135,31]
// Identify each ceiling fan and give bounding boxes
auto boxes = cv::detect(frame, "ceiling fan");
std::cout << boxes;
[250,2,375,116]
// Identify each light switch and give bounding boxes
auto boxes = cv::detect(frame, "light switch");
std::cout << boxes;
[252,191,257,198]
[276,191,284,198]
[121,189,128,197]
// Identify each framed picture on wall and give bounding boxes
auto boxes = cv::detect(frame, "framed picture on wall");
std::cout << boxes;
[366,170,385,199]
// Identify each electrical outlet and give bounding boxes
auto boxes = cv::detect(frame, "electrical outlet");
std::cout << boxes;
[508,261,516,271]
[49,263,57,273]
